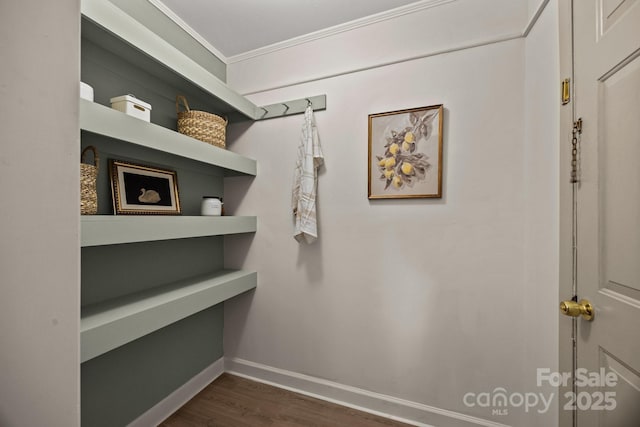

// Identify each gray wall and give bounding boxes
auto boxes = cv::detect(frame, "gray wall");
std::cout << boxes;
[81,305,224,427]
[0,1,81,426]
[224,38,529,426]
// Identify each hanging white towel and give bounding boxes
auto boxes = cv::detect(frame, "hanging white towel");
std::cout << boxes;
[292,105,324,243]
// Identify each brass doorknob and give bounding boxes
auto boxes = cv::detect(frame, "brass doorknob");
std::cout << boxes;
[560,299,594,321]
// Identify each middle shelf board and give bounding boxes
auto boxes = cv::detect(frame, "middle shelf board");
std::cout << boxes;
[80,99,257,176]
[81,269,257,363]
[81,215,257,247]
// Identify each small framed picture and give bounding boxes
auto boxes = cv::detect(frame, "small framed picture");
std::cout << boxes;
[109,160,181,215]
[368,104,443,199]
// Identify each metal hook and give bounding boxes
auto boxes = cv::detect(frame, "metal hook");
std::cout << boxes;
[306,98,312,107]
[282,103,290,113]
[259,107,268,119]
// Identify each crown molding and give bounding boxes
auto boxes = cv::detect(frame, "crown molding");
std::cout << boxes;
[147,0,229,63]
[226,0,457,64]
[227,0,552,65]
[146,0,550,81]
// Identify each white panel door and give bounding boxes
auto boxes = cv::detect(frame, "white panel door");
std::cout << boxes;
[572,0,640,425]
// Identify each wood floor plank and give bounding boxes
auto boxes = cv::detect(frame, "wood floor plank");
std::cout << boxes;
[160,373,413,427]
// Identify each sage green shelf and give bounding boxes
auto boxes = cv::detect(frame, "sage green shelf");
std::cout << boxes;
[80,99,257,176]
[81,0,260,121]
[81,269,257,363]
[81,215,257,247]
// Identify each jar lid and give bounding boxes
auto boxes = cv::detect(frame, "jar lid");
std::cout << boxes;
[202,196,221,199]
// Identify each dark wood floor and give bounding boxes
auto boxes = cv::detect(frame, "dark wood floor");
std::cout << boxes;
[160,373,413,427]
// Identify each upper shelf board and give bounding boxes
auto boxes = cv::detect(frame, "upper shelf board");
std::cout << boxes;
[81,0,327,123]
[80,99,257,176]
[82,0,260,120]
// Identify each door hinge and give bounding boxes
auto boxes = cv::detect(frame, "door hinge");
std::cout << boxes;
[570,118,582,183]
[562,78,571,105]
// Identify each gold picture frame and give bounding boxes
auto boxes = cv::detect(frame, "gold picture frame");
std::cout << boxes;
[368,104,443,199]
[109,160,181,215]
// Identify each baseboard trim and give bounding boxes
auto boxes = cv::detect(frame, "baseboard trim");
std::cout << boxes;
[225,357,510,427]
[127,357,225,427]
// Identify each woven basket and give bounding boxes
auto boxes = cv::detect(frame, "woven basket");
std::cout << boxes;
[80,146,99,215]
[176,95,227,148]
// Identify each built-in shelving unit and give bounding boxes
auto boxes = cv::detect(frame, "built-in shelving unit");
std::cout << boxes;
[79,0,330,421]
[81,269,257,363]
[79,1,261,424]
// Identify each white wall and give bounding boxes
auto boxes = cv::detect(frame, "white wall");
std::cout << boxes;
[0,1,80,426]
[223,1,561,426]
[222,2,545,425]
[523,1,560,425]
[225,41,526,426]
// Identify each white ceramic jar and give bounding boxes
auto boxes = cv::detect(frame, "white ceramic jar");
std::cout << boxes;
[201,197,223,216]
[80,82,94,101]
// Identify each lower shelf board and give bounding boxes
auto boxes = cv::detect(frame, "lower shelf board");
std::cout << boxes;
[81,269,256,363]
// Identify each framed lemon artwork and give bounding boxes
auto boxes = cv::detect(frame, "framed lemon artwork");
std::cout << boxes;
[368,104,443,199]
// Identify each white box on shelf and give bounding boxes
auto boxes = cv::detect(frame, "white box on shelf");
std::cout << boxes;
[110,94,152,122]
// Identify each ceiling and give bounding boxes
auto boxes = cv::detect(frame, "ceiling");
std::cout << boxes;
[156,0,422,58]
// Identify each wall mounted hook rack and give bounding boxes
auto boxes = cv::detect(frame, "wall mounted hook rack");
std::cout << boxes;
[255,94,326,120]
